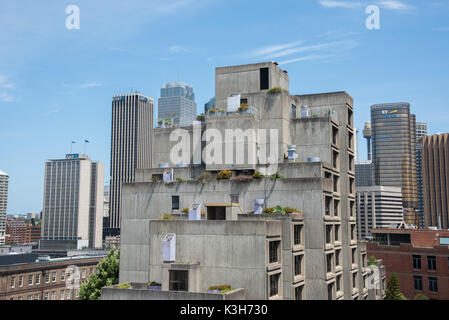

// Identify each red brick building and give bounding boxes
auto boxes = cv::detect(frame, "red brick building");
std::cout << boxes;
[367,228,449,300]
[5,219,41,245]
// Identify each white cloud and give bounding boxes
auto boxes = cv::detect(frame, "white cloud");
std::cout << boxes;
[168,45,189,53]
[279,54,334,65]
[376,0,414,10]
[0,75,15,103]
[62,81,103,89]
[318,0,361,8]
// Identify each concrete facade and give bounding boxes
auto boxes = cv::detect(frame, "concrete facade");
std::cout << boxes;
[118,62,371,300]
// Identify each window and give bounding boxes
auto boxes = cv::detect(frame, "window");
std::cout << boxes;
[332,150,339,169]
[269,241,280,264]
[327,253,333,273]
[66,289,71,300]
[60,290,65,300]
[335,249,341,267]
[291,105,297,119]
[326,225,333,244]
[413,276,423,291]
[61,271,65,282]
[36,274,41,285]
[44,292,49,300]
[19,276,23,287]
[349,177,355,194]
[34,293,39,300]
[325,196,332,216]
[333,200,339,217]
[90,267,94,275]
[412,255,421,270]
[27,295,32,301]
[82,268,86,279]
[260,68,269,90]
[294,255,302,276]
[171,195,179,210]
[348,107,353,127]
[427,256,437,271]
[332,126,338,145]
[10,277,15,288]
[349,154,354,171]
[269,273,280,297]
[45,273,50,283]
[352,248,357,265]
[429,277,438,293]
[335,225,340,242]
[352,273,357,289]
[293,225,302,245]
[52,272,57,282]
[28,274,34,286]
[350,201,355,217]
[169,270,189,291]
[333,175,339,192]
[295,286,303,300]
[336,275,342,292]
[351,224,356,241]
[51,291,56,300]
[75,289,79,298]
[348,131,354,150]
[327,282,334,300]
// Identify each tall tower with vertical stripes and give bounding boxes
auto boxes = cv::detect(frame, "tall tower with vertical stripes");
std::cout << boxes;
[108,93,154,234]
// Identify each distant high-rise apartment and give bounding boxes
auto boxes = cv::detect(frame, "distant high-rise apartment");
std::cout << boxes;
[0,171,8,246]
[371,103,418,224]
[422,134,449,229]
[416,122,428,228]
[355,160,375,187]
[109,93,154,235]
[356,186,403,239]
[158,82,196,127]
[40,154,104,249]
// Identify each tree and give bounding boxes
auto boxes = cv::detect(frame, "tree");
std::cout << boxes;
[369,256,377,266]
[385,273,407,300]
[78,249,120,300]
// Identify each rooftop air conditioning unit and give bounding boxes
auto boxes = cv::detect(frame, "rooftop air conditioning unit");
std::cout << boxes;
[162,233,176,263]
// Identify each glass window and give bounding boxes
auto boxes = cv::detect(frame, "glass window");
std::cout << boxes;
[413,276,423,291]
[169,270,188,291]
[269,241,280,264]
[427,256,436,271]
[413,255,421,270]
[269,273,280,297]
[429,277,438,293]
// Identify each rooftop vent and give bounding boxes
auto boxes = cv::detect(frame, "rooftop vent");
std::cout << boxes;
[254,199,264,214]
[189,203,202,221]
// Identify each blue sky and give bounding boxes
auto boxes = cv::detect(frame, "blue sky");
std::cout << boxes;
[0,0,448,214]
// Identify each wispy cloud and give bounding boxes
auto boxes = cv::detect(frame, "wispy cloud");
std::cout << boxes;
[318,0,415,11]
[434,26,449,32]
[318,0,361,8]
[239,39,359,66]
[62,81,103,89]
[0,75,15,103]
[168,45,189,53]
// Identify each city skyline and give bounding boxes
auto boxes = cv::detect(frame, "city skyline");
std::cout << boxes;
[1,0,449,214]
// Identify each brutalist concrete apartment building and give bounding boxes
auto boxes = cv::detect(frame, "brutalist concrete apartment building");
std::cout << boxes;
[109,62,383,300]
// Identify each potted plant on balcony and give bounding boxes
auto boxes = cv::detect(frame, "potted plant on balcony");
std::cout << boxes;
[217,170,232,180]
[147,281,162,290]
[196,113,205,122]
[237,103,251,115]
[157,119,164,128]
[208,107,225,116]
[208,285,231,294]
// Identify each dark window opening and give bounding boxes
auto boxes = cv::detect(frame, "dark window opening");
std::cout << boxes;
[260,68,269,90]
[295,286,303,300]
[169,270,188,291]
[171,195,179,210]
[269,273,280,297]
[427,256,437,271]
[294,225,302,245]
[269,241,280,264]
[207,206,226,220]
[413,276,423,291]
[413,255,422,270]
[294,255,302,276]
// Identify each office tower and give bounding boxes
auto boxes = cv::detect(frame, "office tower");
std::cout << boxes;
[0,171,8,246]
[356,186,403,239]
[371,103,418,225]
[109,93,154,235]
[363,122,372,161]
[204,97,215,114]
[416,122,428,228]
[355,161,375,187]
[422,134,449,229]
[157,82,197,127]
[117,62,378,300]
[40,154,104,249]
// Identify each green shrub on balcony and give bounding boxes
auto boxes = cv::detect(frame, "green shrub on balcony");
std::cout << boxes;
[267,87,287,94]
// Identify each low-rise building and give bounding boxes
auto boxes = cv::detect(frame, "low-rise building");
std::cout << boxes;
[0,253,106,300]
[367,227,449,300]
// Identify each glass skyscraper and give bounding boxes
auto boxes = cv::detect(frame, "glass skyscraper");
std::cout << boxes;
[158,82,197,127]
[371,103,418,224]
